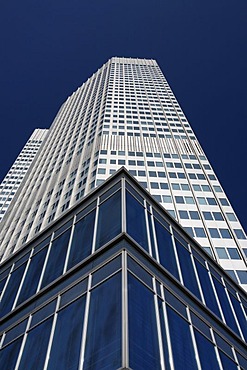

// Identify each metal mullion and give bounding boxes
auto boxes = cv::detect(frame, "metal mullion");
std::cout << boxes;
[78,274,92,370]
[187,308,202,370]
[12,249,34,310]
[122,250,129,368]
[14,315,32,370]
[43,297,61,370]
[36,234,53,293]
[63,215,76,274]
[153,278,165,370]
[121,177,126,233]
[160,285,175,370]
[91,197,100,254]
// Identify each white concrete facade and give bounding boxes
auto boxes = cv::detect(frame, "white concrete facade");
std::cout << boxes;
[0,57,246,288]
[0,129,48,222]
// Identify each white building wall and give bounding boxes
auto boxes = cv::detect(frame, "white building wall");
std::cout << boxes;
[0,57,246,288]
[0,128,48,222]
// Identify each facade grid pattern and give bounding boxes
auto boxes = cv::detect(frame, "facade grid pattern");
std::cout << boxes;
[0,58,246,290]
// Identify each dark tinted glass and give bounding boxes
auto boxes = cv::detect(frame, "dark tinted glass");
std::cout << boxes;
[194,260,221,318]
[167,306,197,369]
[95,191,121,250]
[219,351,238,370]
[175,241,201,299]
[128,274,161,370]
[154,219,179,280]
[0,336,23,370]
[47,296,86,370]
[17,247,47,305]
[212,277,240,336]
[228,294,247,341]
[0,263,27,318]
[18,317,53,370]
[126,191,149,252]
[194,330,220,370]
[83,273,121,370]
[67,210,96,269]
[41,229,71,288]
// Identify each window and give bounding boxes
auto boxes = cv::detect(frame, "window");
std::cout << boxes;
[234,229,246,239]
[226,213,237,222]
[236,271,247,284]
[207,198,217,205]
[227,248,240,260]
[181,184,189,190]
[197,197,207,205]
[179,210,189,219]
[162,195,172,203]
[185,196,195,204]
[219,229,232,239]
[189,211,200,220]
[219,198,229,206]
[203,211,213,220]
[194,228,206,238]
[209,228,220,238]
[175,196,184,204]
[213,212,223,221]
[216,248,228,259]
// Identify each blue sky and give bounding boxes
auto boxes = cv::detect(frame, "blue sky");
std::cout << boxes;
[1,0,246,229]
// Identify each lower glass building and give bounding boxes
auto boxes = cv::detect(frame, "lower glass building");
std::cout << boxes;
[0,168,246,369]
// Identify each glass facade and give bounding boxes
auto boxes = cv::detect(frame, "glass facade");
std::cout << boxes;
[0,170,246,369]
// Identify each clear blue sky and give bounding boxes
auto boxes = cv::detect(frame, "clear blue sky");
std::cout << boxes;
[0,0,246,229]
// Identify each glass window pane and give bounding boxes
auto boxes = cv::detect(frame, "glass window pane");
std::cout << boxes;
[219,351,238,370]
[228,294,247,341]
[47,296,86,370]
[95,190,121,250]
[0,263,27,318]
[41,229,71,288]
[0,336,23,370]
[194,260,221,318]
[128,274,161,370]
[83,273,121,370]
[17,247,48,305]
[194,329,220,370]
[18,317,53,370]
[175,242,201,300]
[126,191,148,252]
[212,277,240,336]
[67,210,96,270]
[154,219,179,280]
[167,306,198,369]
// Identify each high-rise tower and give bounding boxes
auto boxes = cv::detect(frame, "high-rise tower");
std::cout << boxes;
[0,129,48,222]
[0,58,246,370]
[0,57,246,288]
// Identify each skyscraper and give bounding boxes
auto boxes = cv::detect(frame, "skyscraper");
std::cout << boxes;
[0,58,246,369]
[0,129,48,223]
[0,57,246,289]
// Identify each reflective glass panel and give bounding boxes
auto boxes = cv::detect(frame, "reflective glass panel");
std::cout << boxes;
[47,296,86,370]
[0,263,27,318]
[0,336,23,370]
[154,219,179,280]
[194,329,220,370]
[126,191,149,252]
[67,210,96,270]
[95,191,121,250]
[83,273,121,370]
[167,306,198,369]
[17,247,48,306]
[18,317,53,370]
[128,273,161,370]
[41,229,71,288]
[175,241,201,299]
